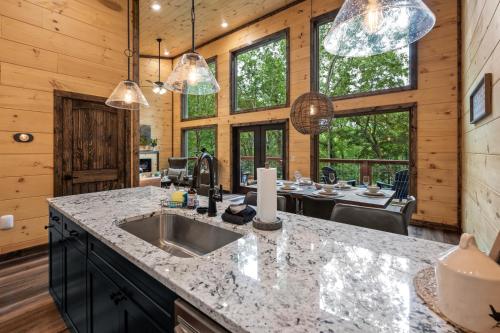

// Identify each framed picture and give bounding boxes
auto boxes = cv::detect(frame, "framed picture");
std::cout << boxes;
[470,73,492,124]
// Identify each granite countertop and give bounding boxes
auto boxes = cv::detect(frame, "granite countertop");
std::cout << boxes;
[48,186,458,333]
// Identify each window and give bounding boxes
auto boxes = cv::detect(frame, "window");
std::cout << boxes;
[312,11,416,99]
[182,126,217,174]
[317,109,410,185]
[182,58,217,120]
[231,29,289,113]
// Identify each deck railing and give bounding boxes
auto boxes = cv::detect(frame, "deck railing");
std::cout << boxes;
[319,158,408,184]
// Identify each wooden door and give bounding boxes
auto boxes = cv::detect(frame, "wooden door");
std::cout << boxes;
[54,91,131,196]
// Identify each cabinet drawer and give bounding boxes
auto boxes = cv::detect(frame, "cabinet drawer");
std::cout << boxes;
[49,207,63,233]
[63,217,87,254]
[88,235,176,329]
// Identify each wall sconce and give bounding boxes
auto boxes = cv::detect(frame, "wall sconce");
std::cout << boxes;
[13,133,34,143]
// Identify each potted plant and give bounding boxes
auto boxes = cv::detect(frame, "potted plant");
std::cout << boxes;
[151,138,158,150]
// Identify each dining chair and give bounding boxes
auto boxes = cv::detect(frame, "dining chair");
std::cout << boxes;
[243,191,287,212]
[377,169,409,201]
[301,195,336,220]
[321,166,356,186]
[330,197,417,235]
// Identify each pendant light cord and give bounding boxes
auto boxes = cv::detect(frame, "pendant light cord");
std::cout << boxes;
[157,38,161,80]
[191,0,195,52]
[126,0,131,81]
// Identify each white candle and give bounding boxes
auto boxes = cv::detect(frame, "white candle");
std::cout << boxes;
[256,167,277,223]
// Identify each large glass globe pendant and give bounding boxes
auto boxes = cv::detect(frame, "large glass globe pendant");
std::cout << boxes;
[323,0,436,57]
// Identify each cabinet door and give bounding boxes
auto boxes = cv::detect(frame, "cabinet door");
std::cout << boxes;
[49,228,63,307]
[87,261,121,333]
[64,241,87,333]
[122,298,167,333]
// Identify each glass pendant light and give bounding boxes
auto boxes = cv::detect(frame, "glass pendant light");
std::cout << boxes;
[106,0,149,110]
[323,0,436,57]
[165,0,220,95]
[151,38,167,95]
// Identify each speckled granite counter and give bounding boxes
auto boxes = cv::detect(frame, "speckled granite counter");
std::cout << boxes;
[48,186,458,333]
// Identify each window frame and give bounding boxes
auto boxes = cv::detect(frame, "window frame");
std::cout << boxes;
[180,56,218,121]
[310,10,418,101]
[230,28,290,114]
[310,103,417,199]
[180,124,218,163]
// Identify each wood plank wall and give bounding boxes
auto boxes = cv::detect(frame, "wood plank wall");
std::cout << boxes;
[461,0,500,251]
[171,0,460,228]
[139,57,173,170]
[0,0,128,254]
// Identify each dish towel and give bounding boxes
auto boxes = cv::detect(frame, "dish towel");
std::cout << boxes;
[221,204,256,225]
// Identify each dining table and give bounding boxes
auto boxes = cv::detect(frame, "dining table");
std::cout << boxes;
[245,182,396,209]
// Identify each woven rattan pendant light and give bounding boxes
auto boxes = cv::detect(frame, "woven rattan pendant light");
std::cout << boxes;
[290,92,334,135]
[290,0,334,135]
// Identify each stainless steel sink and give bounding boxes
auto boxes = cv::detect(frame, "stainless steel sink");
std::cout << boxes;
[118,214,243,258]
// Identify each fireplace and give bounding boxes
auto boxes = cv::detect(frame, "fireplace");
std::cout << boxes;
[139,158,152,173]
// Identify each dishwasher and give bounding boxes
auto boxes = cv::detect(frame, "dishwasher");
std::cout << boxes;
[174,299,230,333]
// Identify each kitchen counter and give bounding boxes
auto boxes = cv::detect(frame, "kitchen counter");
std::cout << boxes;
[48,186,457,333]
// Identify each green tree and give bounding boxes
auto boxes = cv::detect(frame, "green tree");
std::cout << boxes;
[317,19,411,184]
[235,35,287,111]
[184,61,217,118]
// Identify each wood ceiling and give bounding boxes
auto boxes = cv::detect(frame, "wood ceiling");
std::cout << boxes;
[139,0,300,57]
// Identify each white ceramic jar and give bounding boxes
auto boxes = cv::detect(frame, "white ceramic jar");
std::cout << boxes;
[436,233,500,333]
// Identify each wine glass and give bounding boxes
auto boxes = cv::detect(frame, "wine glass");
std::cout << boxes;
[328,172,336,184]
[294,170,302,184]
[362,176,370,187]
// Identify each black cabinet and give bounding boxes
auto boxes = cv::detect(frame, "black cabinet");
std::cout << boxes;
[48,207,177,333]
[87,261,122,333]
[48,227,64,307]
[63,217,87,333]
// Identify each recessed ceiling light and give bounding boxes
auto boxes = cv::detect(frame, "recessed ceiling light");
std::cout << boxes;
[221,20,228,28]
[164,49,170,56]
[151,2,161,11]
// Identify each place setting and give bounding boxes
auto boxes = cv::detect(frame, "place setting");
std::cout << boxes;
[356,185,390,198]
[278,180,301,192]
[312,184,345,198]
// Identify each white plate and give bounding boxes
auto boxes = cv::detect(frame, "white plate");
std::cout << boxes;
[334,184,353,190]
[361,190,386,197]
[279,186,298,191]
[313,190,340,196]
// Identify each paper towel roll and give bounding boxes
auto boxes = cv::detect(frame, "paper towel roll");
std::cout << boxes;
[256,167,277,223]
[0,215,14,230]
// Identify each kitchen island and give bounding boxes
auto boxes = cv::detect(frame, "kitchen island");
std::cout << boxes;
[48,186,457,333]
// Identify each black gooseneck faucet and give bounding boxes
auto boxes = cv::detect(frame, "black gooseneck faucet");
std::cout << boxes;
[191,148,223,216]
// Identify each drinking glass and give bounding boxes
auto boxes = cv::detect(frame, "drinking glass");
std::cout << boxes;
[362,176,370,187]
[294,170,302,183]
[328,172,336,184]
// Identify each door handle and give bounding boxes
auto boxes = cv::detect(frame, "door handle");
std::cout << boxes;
[63,175,73,180]
[44,224,54,229]
[69,230,79,237]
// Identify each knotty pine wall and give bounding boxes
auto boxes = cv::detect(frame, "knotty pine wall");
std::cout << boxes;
[139,57,173,170]
[0,0,128,254]
[172,0,460,228]
[461,0,500,251]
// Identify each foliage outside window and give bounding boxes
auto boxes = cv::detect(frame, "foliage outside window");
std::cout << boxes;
[182,59,217,119]
[233,30,288,112]
[183,127,217,174]
[315,14,412,98]
[318,111,409,184]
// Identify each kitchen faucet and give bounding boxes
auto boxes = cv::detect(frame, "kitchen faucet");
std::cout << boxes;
[191,148,223,216]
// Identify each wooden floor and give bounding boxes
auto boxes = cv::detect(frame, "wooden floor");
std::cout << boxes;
[0,247,68,333]
[0,225,458,333]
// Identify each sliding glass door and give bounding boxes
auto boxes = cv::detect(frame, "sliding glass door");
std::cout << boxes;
[232,123,287,193]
